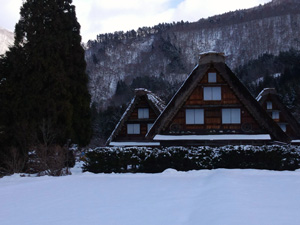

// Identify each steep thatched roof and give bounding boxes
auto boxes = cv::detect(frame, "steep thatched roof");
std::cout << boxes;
[106,88,165,145]
[146,52,290,143]
[257,88,300,139]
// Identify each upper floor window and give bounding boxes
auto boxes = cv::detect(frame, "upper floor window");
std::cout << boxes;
[267,101,272,110]
[272,111,280,120]
[127,124,140,134]
[186,109,204,124]
[222,108,241,124]
[203,87,221,101]
[208,72,217,83]
[138,108,149,119]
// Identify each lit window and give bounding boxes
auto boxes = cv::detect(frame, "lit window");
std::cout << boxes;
[203,87,221,100]
[186,109,204,124]
[279,124,286,132]
[147,123,153,132]
[267,101,272,110]
[272,111,280,120]
[208,72,217,83]
[222,108,241,124]
[138,108,149,119]
[127,124,140,134]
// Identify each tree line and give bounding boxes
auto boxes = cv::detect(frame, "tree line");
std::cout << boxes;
[0,0,91,176]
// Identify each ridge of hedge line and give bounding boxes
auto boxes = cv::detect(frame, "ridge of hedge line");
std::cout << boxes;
[82,145,300,173]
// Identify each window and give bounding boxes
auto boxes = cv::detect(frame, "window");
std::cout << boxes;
[272,111,280,120]
[279,124,287,132]
[138,108,149,119]
[127,124,140,134]
[186,109,204,124]
[208,72,217,83]
[147,123,153,132]
[222,108,241,124]
[203,87,221,100]
[267,101,272,110]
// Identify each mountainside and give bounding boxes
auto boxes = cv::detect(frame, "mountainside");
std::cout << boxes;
[86,0,300,109]
[235,49,300,121]
[0,27,14,55]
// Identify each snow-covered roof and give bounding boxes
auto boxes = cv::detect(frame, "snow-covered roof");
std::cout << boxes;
[199,52,225,65]
[154,134,272,141]
[106,88,165,146]
[147,57,289,144]
[134,88,165,113]
[256,88,300,140]
[146,93,165,113]
[256,88,277,101]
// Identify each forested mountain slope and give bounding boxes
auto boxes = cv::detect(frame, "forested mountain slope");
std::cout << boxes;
[85,0,300,109]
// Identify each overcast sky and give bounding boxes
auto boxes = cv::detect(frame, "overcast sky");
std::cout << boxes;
[0,0,271,42]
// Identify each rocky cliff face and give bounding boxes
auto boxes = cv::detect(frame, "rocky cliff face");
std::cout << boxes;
[0,27,14,56]
[85,0,300,109]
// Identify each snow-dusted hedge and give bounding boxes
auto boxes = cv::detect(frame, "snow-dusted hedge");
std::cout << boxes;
[82,145,300,173]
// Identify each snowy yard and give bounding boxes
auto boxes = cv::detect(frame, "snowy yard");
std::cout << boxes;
[1,163,300,225]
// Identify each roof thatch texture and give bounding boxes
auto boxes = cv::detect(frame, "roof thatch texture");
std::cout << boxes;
[147,53,290,143]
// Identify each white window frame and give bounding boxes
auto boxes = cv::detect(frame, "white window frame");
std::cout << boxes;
[138,108,149,119]
[208,72,217,83]
[127,124,140,134]
[267,101,272,110]
[222,108,241,124]
[203,87,221,101]
[186,109,204,125]
[272,111,280,120]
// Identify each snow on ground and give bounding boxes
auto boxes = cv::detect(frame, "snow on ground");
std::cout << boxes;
[1,164,300,225]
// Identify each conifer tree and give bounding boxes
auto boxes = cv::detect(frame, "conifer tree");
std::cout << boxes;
[1,0,91,151]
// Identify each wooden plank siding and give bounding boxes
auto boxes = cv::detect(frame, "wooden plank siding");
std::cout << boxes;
[163,70,262,135]
[260,95,294,138]
[114,96,158,141]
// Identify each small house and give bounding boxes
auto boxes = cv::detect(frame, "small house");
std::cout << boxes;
[256,88,300,144]
[106,88,165,146]
[146,52,290,146]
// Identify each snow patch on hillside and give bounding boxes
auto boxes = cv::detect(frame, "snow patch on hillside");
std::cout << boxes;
[0,27,14,55]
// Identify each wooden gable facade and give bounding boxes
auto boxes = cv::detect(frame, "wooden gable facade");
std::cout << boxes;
[147,52,290,146]
[106,88,165,146]
[256,88,300,141]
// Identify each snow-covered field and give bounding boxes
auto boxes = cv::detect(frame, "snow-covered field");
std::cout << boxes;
[1,163,300,225]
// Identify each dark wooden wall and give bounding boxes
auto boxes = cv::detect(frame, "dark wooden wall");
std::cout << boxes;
[164,69,263,135]
[114,96,159,141]
[260,95,294,137]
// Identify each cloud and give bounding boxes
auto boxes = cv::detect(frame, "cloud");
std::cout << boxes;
[0,0,22,31]
[73,0,175,42]
[0,0,272,42]
[75,0,272,42]
[170,0,272,23]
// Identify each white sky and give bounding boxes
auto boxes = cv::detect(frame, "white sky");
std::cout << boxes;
[0,0,271,42]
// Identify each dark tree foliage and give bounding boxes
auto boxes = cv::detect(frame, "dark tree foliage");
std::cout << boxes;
[0,0,91,174]
[83,145,300,173]
[235,49,300,120]
[89,102,128,147]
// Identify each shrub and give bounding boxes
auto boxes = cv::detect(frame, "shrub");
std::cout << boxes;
[27,145,75,176]
[82,145,300,173]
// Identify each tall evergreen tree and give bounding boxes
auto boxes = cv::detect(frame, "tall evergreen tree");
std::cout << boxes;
[1,0,91,153]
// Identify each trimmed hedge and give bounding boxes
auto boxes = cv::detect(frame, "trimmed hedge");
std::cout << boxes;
[82,145,300,173]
